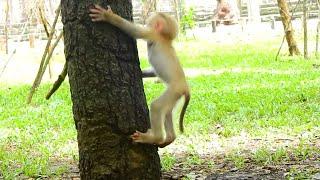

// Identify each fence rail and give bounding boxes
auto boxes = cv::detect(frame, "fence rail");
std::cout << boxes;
[0,1,319,39]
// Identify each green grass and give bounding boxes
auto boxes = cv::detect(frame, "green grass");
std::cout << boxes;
[1,38,320,178]
[226,151,246,169]
[252,147,289,165]
[0,84,76,178]
[161,153,177,171]
[183,70,320,137]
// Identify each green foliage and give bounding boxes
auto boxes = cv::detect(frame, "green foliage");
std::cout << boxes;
[286,167,318,179]
[272,148,289,163]
[180,7,195,34]
[252,147,288,165]
[161,153,177,171]
[292,141,320,161]
[186,153,203,165]
[252,148,272,165]
[227,151,246,169]
[183,144,203,165]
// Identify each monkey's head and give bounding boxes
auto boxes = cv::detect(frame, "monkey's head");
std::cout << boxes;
[146,13,178,40]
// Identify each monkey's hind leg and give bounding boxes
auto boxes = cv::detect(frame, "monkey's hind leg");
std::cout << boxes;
[131,88,178,145]
[131,96,166,144]
[158,111,176,148]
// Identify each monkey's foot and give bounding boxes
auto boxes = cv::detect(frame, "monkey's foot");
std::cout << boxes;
[131,130,153,144]
[131,131,143,142]
[158,141,171,148]
[131,130,165,145]
[158,136,176,148]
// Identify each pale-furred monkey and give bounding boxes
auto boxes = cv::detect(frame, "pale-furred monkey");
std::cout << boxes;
[89,5,190,148]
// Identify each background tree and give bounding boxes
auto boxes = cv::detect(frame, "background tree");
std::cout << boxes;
[19,0,28,22]
[172,0,183,24]
[303,0,308,59]
[247,0,260,22]
[61,0,161,179]
[5,0,9,54]
[141,0,157,23]
[277,0,300,56]
[47,0,54,17]
[316,0,320,57]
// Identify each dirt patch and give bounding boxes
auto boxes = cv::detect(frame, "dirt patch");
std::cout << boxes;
[56,152,320,180]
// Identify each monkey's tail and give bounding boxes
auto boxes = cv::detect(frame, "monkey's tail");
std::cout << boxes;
[179,92,190,133]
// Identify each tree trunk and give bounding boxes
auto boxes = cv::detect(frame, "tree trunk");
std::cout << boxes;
[19,0,27,22]
[277,0,300,56]
[316,0,320,57]
[303,0,308,59]
[172,0,181,23]
[61,1,161,179]
[5,0,9,54]
[236,0,242,19]
[8,0,13,22]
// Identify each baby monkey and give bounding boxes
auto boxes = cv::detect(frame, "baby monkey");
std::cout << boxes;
[90,5,190,148]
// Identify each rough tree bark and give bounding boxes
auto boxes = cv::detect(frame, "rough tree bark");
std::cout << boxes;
[61,0,161,179]
[277,0,300,56]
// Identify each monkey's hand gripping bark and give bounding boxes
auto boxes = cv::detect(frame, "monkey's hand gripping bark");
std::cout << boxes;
[89,5,113,22]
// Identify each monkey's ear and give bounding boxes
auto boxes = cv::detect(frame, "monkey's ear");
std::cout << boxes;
[155,20,164,32]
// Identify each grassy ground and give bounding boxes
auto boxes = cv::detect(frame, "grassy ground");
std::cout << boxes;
[0,38,320,179]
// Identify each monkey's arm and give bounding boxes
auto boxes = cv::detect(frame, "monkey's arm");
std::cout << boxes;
[108,14,156,40]
[90,5,157,41]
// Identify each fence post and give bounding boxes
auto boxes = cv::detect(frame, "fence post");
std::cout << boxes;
[247,0,261,23]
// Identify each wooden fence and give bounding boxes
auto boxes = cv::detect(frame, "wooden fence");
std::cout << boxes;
[0,1,319,41]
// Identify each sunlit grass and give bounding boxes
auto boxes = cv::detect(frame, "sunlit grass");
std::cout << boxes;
[161,153,177,171]
[1,38,320,178]
[0,84,76,178]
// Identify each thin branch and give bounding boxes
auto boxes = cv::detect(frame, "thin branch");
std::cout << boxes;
[36,5,61,88]
[39,6,54,79]
[27,5,61,104]
[38,7,50,37]
[39,31,63,82]
[46,61,67,100]
[0,49,16,78]
[275,35,286,61]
